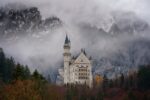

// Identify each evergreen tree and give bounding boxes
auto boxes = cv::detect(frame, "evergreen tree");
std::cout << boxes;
[24,65,31,79]
[120,73,124,88]
[108,79,114,88]
[4,57,15,82]
[13,63,26,80]
[0,48,6,81]
[47,74,51,83]
[32,69,40,79]
[0,48,15,83]
[103,74,108,90]
[32,69,46,81]
[138,66,150,90]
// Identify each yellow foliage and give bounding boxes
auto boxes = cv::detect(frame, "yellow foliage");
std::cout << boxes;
[94,75,103,86]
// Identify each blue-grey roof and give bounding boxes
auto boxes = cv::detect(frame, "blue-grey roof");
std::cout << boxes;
[65,35,70,44]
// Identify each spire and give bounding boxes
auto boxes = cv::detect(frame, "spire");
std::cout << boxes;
[65,34,70,44]
[0,48,3,53]
[81,48,87,56]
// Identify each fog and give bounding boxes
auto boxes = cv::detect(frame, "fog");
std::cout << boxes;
[0,0,149,24]
[0,0,150,76]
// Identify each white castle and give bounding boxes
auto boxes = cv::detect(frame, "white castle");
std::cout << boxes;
[58,35,93,87]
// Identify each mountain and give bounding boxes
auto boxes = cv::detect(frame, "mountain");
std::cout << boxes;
[0,6,62,40]
[78,11,149,37]
[0,4,150,81]
[109,12,149,35]
[76,11,150,79]
[93,38,150,78]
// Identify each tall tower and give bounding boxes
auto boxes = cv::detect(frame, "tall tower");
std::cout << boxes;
[63,35,71,84]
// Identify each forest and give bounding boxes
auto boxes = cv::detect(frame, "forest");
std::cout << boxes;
[0,47,150,100]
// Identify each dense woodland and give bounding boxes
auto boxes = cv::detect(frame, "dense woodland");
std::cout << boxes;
[0,47,150,100]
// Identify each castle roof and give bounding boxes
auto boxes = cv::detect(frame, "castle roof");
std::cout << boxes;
[64,34,70,44]
[0,48,3,53]
[81,49,87,56]
[71,50,91,65]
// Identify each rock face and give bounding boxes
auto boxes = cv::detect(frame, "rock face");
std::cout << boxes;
[109,12,149,35]
[78,11,149,37]
[0,6,62,39]
[93,38,150,79]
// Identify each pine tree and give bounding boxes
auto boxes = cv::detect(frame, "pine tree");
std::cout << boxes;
[4,57,15,83]
[0,48,16,83]
[47,74,51,83]
[120,73,124,88]
[13,63,25,80]
[0,48,6,81]
[32,69,45,81]
[32,69,40,79]
[24,65,31,79]
[102,74,108,90]
[138,66,150,90]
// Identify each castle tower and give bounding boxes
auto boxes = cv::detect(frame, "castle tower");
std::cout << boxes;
[63,35,71,84]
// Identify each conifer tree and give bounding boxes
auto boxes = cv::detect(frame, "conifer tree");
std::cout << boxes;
[138,66,150,90]
[0,48,6,81]
[13,63,26,80]
[24,65,31,79]
[102,74,108,90]
[120,73,124,87]
[32,69,46,81]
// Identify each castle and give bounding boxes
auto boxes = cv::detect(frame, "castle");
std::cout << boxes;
[59,35,93,87]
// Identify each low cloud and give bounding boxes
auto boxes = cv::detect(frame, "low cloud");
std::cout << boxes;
[0,0,150,75]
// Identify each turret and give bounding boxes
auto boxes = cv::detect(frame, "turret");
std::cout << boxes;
[0,48,3,53]
[63,35,71,58]
[63,35,71,84]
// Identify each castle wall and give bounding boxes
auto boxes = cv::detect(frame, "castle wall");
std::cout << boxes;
[63,36,93,87]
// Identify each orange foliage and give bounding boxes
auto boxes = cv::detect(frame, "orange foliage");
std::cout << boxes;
[46,85,65,100]
[0,80,41,100]
[0,80,66,100]
[0,79,149,100]
[94,74,103,86]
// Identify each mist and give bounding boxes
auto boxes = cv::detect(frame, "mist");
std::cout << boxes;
[0,0,150,78]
